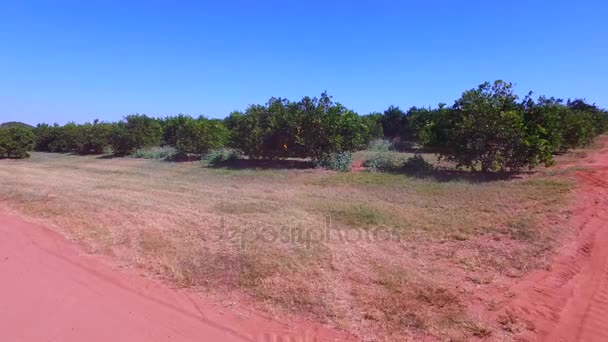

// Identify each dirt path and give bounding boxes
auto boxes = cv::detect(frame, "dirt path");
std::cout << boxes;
[501,136,608,341]
[0,213,349,342]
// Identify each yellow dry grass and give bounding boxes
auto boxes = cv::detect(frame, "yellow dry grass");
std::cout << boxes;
[0,151,576,340]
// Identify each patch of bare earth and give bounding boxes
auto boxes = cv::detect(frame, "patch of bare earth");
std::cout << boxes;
[487,135,608,341]
[0,144,593,341]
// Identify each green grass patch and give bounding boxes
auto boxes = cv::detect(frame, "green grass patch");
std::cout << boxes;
[310,172,411,187]
[317,203,392,228]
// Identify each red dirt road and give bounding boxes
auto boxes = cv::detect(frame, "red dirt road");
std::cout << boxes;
[0,213,349,342]
[502,136,608,341]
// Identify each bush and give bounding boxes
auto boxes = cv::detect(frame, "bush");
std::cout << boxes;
[402,155,434,174]
[362,113,384,141]
[362,152,398,172]
[175,117,229,156]
[426,81,554,172]
[109,115,162,156]
[226,93,370,160]
[130,146,176,160]
[33,123,61,152]
[315,152,353,172]
[0,127,35,159]
[380,105,408,139]
[79,121,113,154]
[160,115,192,147]
[51,122,82,152]
[201,148,239,166]
[367,138,393,152]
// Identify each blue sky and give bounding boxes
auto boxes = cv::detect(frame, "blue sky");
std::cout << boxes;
[1,0,606,125]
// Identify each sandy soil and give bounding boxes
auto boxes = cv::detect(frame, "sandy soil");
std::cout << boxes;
[0,213,350,342]
[499,136,608,341]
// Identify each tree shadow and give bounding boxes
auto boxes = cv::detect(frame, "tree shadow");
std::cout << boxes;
[207,158,315,170]
[97,154,120,159]
[393,167,532,183]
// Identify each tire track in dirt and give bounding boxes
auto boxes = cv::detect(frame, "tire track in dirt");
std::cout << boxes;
[499,136,608,342]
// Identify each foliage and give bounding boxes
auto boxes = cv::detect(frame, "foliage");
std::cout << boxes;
[130,146,176,160]
[33,120,111,154]
[33,123,62,152]
[363,152,398,172]
[361,113,384,141]
[174,117,229,156]
[10,84,608,172]
[407,105,450,145]
[109,115,162,156]
[0,126,35,159]
[380,105,408,139]
[79,120,113,154]
[424,81,554,171]
[0,121,34,129]
[315,152,353,172]
[160,114,191,147]
[367,138,393,152]
[226,93,369,160]
[201,148,239,166]
[402,155,434,174]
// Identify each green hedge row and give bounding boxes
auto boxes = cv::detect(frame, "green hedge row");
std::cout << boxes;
[31,114,228,157]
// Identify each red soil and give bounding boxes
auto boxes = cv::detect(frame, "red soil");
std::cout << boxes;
[0,213,351,342]
[499,136,608,341]
[350,159,367,172]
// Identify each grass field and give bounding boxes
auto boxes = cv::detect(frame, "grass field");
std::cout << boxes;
[0,151,577,340]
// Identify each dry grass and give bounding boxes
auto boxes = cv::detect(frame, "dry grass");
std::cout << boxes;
[0,150,578,340]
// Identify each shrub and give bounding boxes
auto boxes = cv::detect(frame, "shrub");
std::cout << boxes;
[315,152,353,172]
[51,122,83,152]
[426,81,554,172]
[402,155,434,174]
[33,123,61,152]
[201,148,239,166]
[367,138,393,152]
[79,121,113,154]
[226,93,370,160]
[130,146,176,160]
[109,115,162,156]
[175,117,229,156]
[362,113,384,141]
[363,152,398,172]
[0,126,35,159]
[380,105,408,139]
[160,114,192,147]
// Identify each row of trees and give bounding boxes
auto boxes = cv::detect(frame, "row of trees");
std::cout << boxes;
[32,115,228,157]
[24,93,375,162]
[397,81,608,171]
[226,93,377,161]
[1,81,607,171]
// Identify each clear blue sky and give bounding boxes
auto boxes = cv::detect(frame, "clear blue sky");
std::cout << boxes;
[1,0,606,125]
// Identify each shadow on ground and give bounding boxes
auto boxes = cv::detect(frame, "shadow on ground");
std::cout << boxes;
[394,167,532,183]
[207,158,315,170]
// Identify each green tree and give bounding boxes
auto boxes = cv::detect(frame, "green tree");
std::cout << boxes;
[428,81,553,172]
[33,123,61,152]
[362,113,384,141]
[225,93,369,161]
[380,105,407,139]
[0,126,35,159]
[109,115,162,155]
[79,120,113,154]
[175,117,229,156]
[161,114,192,147]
